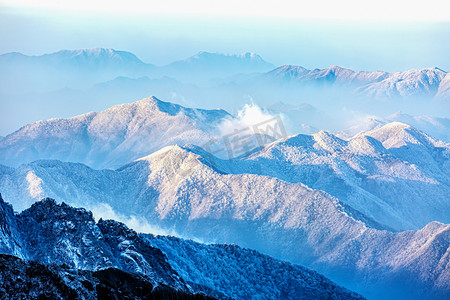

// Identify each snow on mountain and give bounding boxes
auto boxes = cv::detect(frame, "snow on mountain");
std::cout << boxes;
[2,121,448,230]
[337,113,450,143]
[264,65,449,100]
[360,122,450,179]
[362,122,446,149]
[0,197,25,258]
[385,112,450,142]
[15,197,187,290]
[0,96,230,169]
[0,195,364,300]
[0,132,449,298]
[146,235,364,300]
[45,48,147,66]
[436,72,450,99]
[266,65,388,86]
[215,122,450,231]
[0,254,214,300]
[357,67,447,99]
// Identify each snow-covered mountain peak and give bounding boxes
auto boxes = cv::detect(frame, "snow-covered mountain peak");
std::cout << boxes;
[312,130,347,153]
[420,220,448,233]
[264,64,450,99]
[255,128,385,159]
[65,47,116,56]
[134,144,209,186]
[267,65,310,79]
[49,48,146,65]
[266,64,390,85]
[347,135,386,156]
[358,67,448,99]
[363,122,448,149]
[0,96,230,169]
[364,121,410,141]
[140,144,184,158]
[105,96,180,117]
[137,144,195,164]
[323,65,351,74]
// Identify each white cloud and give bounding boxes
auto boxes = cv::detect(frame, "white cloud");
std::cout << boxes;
[217,102,284,138]
[89,202,171,235]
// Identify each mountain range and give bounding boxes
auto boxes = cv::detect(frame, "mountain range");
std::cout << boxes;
[0,194,364,299]
[264,65,450,100]
[0,101,449,298]
[0,96,230,169]
[160,51,275,83]
[0,48,153,94]
[1,48,449,138]
[1,97,449,230]
[1,52,450,299]
[0,48,274,94]
[1,48,448,100]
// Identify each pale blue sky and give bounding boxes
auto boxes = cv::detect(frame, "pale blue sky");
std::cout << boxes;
[0,4,449,71]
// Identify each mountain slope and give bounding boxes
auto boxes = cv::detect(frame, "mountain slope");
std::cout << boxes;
[1,122,448,232]
[230,123,450,231]
[385,112,450,142]
[0,254,215,300]
[146,235,364,300]
[0,139,449,298]
[357,67,447,99]
[15,197,188,291]
[337,114,450,143]
[0,195,364,300]
[436,72,450,99]
[264,65,449,100]
[0,96,230,169]
[266,65,388,86]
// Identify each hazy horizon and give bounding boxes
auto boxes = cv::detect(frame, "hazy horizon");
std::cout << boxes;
[1,5,450,72]
[1,1,449,137]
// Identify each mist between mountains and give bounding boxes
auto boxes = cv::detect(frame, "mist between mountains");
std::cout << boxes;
[162,116,287,181]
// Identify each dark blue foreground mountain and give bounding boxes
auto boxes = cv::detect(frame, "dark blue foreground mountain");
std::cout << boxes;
[0,194,364,300]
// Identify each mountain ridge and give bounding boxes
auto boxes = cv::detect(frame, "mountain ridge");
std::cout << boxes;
[265,64,449,99]
[0,96,231,169]
[0,124,449,298]
[0,194,365,300]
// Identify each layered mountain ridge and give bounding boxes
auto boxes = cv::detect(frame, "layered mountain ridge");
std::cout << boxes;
[2,48,448,141]
[0,194,364,300]
[1,48,448,100]
[0,119,449,298]
[0,91,449,300]
[265,65,449,99]
[0,96,230,169]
